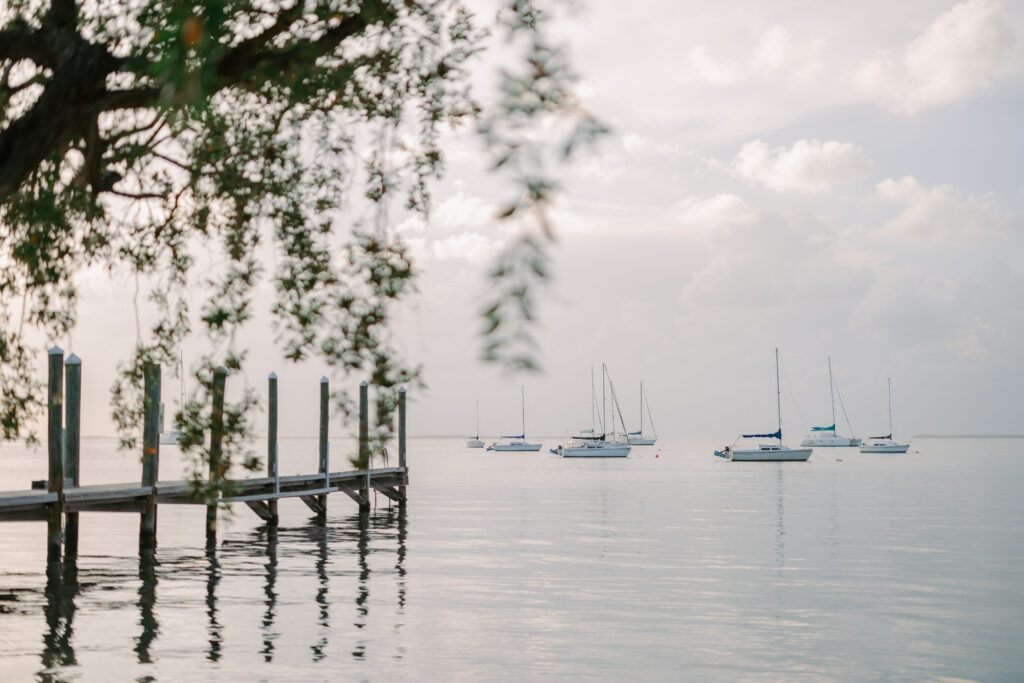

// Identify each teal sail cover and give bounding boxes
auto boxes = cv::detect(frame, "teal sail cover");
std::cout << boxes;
[741,429,781,439]
[811,424,836,432]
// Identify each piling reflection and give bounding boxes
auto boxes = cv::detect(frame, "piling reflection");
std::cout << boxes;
[30,502,411,676]
[40,557,78,672]
[310,526,330,661]
[260,526,279,663]
[135,549,159,663]
[351,510,370,661]
[205,538,222,662]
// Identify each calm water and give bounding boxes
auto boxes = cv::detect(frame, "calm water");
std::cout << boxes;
[1,436,1023,681]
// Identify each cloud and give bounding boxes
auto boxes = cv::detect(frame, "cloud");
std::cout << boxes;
[858,0,1015,114]
[690,25,825,87]
[875,176,1009,243]
[722,139,872,193]
[670,193,757,234]
[620,132,689,157]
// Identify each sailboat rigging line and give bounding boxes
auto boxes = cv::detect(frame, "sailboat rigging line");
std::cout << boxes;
[608,376,629,439]
[778,352,805,429]
[643,384,657,437]
[831,376,857,437]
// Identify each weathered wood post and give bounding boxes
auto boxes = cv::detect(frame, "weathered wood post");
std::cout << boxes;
[359,380,370,511]
[140,362,161,549]
[267,372,279,525]
[398,386,407,503]
[64,354,82,555]
[47,347,64,563]
[207,367,227,540]
[318,376,329,515]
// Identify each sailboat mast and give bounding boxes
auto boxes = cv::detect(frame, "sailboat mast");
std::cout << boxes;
[828,355,835,429]
[591,365,596,434]
[475,399,479,440]
[775,347,782,443]
[639,380,644,434]
[602,364,607,437]
[521,385,526,437]
[887,377,893,437]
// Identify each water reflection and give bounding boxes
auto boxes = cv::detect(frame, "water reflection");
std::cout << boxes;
[311,526,330,662]
[205,538,222,662]
[40,557,78,672]
[135,549,158,663]
[27,504,409,678]
[260,527,278,663]
[352,511,370,661]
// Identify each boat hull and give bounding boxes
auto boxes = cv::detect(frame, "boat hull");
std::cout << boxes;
[627,437,656,446]
[487,442,542,451]
[859,442,909,453]
[465,439,484,448]
[726,446,812,462]
[800,436,860,447]
[559,444,631,458]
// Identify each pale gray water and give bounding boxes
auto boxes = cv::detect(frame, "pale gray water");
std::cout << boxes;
[1,436,1023,681]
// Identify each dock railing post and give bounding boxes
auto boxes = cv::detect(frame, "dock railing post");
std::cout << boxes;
[64,355,82,556]
[359,380,370,511]
[140,362,161,549]
[47,347,64,563]
[268,373,279,525]
[207,367,227,540]
[398,387,407,503]
[318,377,329,515]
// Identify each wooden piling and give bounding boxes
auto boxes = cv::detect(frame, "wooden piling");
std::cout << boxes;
[359,381,369,511]
[398,386,407,503]
[267,373,279,525]
[207,367,227,540]
[47,347,64,563]
[64,355,82,555]
[317,377,329,515]
[140,362,161,549]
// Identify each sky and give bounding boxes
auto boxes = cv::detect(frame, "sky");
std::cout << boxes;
[51,0,1024,440]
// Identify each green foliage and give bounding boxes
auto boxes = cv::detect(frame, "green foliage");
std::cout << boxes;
[0,0,602,500]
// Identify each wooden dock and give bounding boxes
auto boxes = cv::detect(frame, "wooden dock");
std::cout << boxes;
[0,349,409,559]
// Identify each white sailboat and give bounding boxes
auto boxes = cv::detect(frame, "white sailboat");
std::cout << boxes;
[859,377,910,453]
[801,356,860,447]
[159,353,186,445]
[486,386,541,451]
[466,399,484,448]
[714,348,812,462]
[627,380,657,446]
[554,364,632,458]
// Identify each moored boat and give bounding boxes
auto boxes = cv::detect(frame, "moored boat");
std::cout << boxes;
[715,348,812,462]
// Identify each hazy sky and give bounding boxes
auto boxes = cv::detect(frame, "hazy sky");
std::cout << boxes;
[55,0,1024,441]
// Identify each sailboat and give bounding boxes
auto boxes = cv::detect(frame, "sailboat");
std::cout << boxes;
[466,400,484,448]
[714,348,813,462]
[801,356,860,447]
[486,386,542,451]
[859,377,910,453]
[627,380,657,446]
[554,364,632,458]
[159,353,186,445]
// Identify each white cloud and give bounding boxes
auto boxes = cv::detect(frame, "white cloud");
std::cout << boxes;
[620,132,689,157]
[690,25,825,87]
[858,0,1015,114]
[723,139,872,193]
[670,193,757,234]
[876,176,1009,243]
[429,232,505,262]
